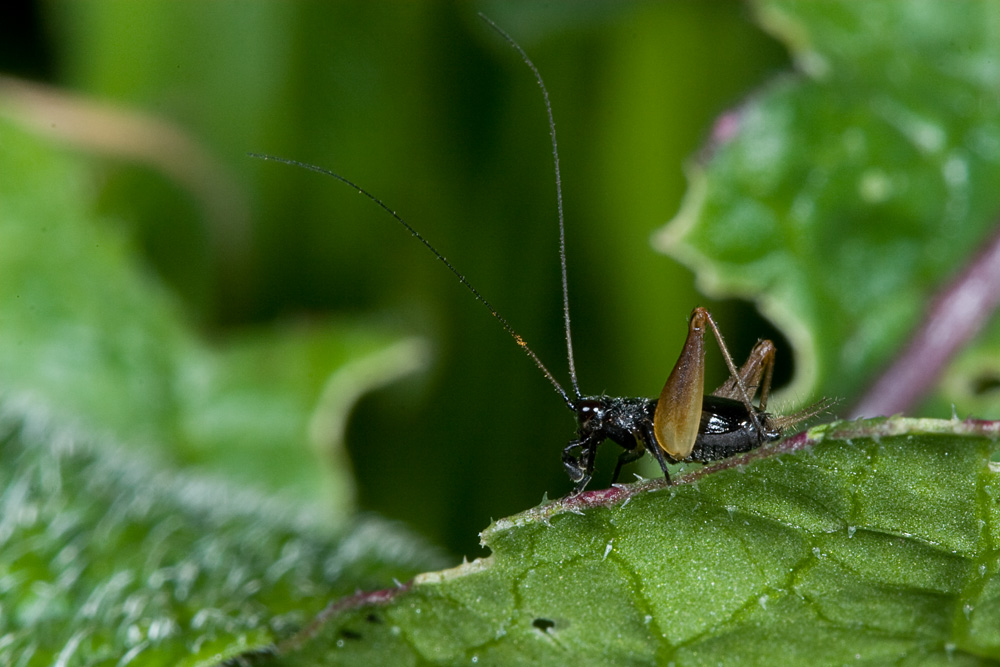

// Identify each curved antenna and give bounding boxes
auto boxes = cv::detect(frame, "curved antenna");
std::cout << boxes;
[249,152,573,408]
[478,14,582,400]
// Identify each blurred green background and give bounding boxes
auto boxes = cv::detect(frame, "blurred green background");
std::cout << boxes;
[0,1,790,557]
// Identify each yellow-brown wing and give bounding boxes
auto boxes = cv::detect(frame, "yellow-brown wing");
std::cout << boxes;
[653,308,707,459]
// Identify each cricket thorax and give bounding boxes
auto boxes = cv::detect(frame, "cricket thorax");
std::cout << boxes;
[574,396,655,443]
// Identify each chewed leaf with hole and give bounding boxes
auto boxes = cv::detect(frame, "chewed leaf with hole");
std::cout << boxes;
[266,418,1000,665]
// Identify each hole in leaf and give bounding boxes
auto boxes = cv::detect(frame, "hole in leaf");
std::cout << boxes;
[971,374,1000,395]
[365,612,383,625]
[340,629,362,641]
[532,618,556,632]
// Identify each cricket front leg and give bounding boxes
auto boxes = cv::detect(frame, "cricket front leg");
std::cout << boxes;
[562,435,599,493]
[610,442,646,485]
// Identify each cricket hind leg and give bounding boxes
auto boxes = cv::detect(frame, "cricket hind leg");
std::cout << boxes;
[710,334,834,434]
[710,338,777,410]
[699,309,770,428]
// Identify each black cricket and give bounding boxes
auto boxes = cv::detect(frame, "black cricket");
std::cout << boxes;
[251,15,823,493]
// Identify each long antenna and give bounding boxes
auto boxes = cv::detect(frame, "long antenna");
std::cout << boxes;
[248,152,573,408]
[478,13,582,400]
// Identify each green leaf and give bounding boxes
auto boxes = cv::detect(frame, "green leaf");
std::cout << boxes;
[0,115,426,512]
[656,0,1000,415]
[0,403,444,665]
[267,418,1000,664]
[0,78,441,665]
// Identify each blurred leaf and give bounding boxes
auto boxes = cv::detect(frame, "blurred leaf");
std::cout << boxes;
[656,0,1000,417]
[0,108,441,664]
[0,402,444,665]
[0,115,428,512]
[941,315,1000,422]
[265,417,1000,664]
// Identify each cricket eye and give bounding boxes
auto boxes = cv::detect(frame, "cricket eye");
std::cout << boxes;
[576,399,603,426]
